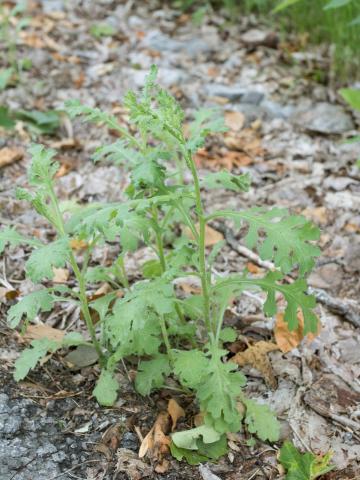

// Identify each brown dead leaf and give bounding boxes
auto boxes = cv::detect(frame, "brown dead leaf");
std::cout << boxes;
[23,324,64,343]
[246,262,262,274]
[231,341,278,389]
[184,224,224,247]
[167,399,185,431]
[224,111,245,132]
[70,238,88,250]
[139,412,171,473]
[117,448,152,480]
[52,267,69,284]
[301,206,328,226]
[0,147,24,168]
[274,311,320,353]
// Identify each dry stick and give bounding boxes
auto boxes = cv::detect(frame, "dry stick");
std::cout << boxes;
[214,222,360,329]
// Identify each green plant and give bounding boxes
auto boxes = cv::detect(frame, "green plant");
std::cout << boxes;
[0,67,321,459]
[0,0,30,89]
[279,441,334,479]
[339,88,360,166]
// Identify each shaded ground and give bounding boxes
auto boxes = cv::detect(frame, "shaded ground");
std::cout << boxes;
[1,1,360,479]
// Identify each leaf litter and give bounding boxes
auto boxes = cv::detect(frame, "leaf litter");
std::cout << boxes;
[0,0,359,479]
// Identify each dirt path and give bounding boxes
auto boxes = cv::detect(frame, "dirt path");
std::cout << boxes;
[0,1,359,479]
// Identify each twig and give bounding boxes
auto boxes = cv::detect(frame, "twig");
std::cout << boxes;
[49,460,100,480]
[215,222,360,328]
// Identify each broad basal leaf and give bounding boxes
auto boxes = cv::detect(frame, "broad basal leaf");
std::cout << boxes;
[279,441,334,480]
[14,338,59,381]
[93,369,119,406]
[243,398,280,442]
[25,238,70,282]
[7,289,54,328]
[173,349,208,388]
[196,345,246,433]
[172,425,221,450]
[135,354,171,396]
[106,278,175,356]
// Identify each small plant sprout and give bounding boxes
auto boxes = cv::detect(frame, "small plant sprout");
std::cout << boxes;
[0,66,321,461]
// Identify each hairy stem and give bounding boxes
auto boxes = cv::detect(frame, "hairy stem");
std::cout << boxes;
[184,151,212,334]
[47,183,105,365]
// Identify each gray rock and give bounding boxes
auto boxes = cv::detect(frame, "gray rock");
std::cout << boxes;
[143,31,210,57]
[120,431,139,451]
[240,90,264,105]
[292,102,354,134]
[205,83,245,101]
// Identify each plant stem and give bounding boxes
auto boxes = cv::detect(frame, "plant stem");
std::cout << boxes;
[47,183,105,365]
[159,315,173,361]
[184,151,212,334]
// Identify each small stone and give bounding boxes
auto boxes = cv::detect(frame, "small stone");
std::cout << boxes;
[292,102,354,134]
[205,83,245,101]
[120,431,139,451]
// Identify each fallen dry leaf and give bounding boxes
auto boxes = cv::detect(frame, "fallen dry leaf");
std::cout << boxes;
[167,399,185,431]
[52,267,70,284]
[139,411,171,473]
[117,448,152,480]
[231,340,278,389]
[224,110,245,132]
[274,311,321,353]
[0,147,24,168]
[23,324,64,343]
[70,238,88,250]
[301,206,328,226]
[184,224,224,247]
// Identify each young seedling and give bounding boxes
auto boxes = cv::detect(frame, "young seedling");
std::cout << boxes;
[0,66,321,460]
[0,0,30,90]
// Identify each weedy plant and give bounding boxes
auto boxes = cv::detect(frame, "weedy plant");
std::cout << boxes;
[339,87,360,167]
[0,0,30,90]
[0,67,321,460]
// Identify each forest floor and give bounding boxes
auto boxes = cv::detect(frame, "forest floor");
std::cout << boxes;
[0,1,360,479]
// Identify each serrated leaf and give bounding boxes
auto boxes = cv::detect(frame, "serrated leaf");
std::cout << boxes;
[0,226,41,254]
[202,171,251,192]
[14,338,59,381]
[170,442,209,465]
[25,238,70,282]
[215,207,320,275]
[187,108,227,152]
[93,369,119,406]
[215,272,318,334]
[135,354,171,395]
[219,327,237,343]
[28,144,59,184]
[106,278,175,357]
[243,399,280,442]
[279,442,334,480]
[7,289,54,328]
[173,349,208,388]
[196,345,246,433]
